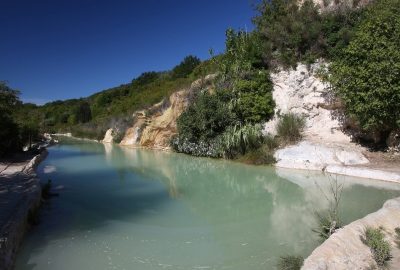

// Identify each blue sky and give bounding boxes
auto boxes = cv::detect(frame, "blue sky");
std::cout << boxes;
[0,0,258,104]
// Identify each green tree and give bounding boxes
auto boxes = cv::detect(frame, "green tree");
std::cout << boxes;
[328,0,400,141]
[0,81,22,155]
[233,70,275,123]
[172,55,201,78]
[132,71,160,86]
[254,0,364,67]
[75,101,92,123]
[177,92,235,142]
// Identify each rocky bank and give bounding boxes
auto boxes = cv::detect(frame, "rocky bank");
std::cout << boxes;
[0,150,48,270]
[302,197,400,270]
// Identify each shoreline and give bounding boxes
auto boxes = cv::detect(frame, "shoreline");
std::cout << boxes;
[68,134,400,184]
[274,140,400,184]
[302,197,400,269]
[0,149,48,270]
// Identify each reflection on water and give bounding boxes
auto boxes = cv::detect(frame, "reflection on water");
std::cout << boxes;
[14,140,400,270]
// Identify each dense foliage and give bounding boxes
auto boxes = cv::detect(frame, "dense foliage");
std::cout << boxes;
[254,0,364,67]
[171,55,201,79]
[0,82,22,155]
[173,29,275,158]
[328,0,400,142]
[0,82,44,155]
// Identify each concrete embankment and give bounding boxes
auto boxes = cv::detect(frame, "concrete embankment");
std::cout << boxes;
[0,149,48,270]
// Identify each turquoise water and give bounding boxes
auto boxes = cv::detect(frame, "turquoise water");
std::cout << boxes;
[14,140,400,270]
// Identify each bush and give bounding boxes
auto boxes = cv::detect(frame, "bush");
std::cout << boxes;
[254,0,364,68]
[276,113,305,145]
[362,227,392,267]
[232,70,275,123]
[220,124,265,158]
[313,211,342,240]
[0,81,23,156]
[277,255,304,270]
[177,92,235,143]
[328,0,400,144]
[171,55,201,79]
[236,135,278,165]
[170,136,222,158]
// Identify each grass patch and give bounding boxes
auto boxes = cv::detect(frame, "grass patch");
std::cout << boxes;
[235,135,278,165]
[276,113,305,145]
[362,227,392,267]
[313,211,342,241]
[277,255,304,270]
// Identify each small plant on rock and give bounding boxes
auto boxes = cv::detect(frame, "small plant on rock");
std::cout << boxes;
[276,113,305,145]
[312,176,343,240]
[277,255,304,270]
[362,227,392,267]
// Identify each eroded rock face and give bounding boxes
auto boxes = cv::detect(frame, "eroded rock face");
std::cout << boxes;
[119,74,216,150]
[302,197,400,270]
[264,62,350,144]
[139,90,189,149]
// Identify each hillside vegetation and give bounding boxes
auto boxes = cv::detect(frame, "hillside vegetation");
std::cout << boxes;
[1,0,399,158]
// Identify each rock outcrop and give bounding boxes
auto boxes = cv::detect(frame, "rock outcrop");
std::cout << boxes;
[102,128,114,143]
[266,62,400,182]
[264,62,349,144]
[120,74,216,150]
[302,197,400,270]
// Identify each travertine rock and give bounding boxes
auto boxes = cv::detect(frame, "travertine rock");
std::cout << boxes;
[274,141,369,171]
[0,150,47,270]
[264,62,350,144]
[302,197,400,270]
[102,128,114,143]
[120,74,216,150]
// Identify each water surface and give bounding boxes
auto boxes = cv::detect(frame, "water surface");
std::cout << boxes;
[15,140,400,270]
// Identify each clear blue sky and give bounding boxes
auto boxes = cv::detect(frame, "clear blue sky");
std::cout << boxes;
[0,0,258,104]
